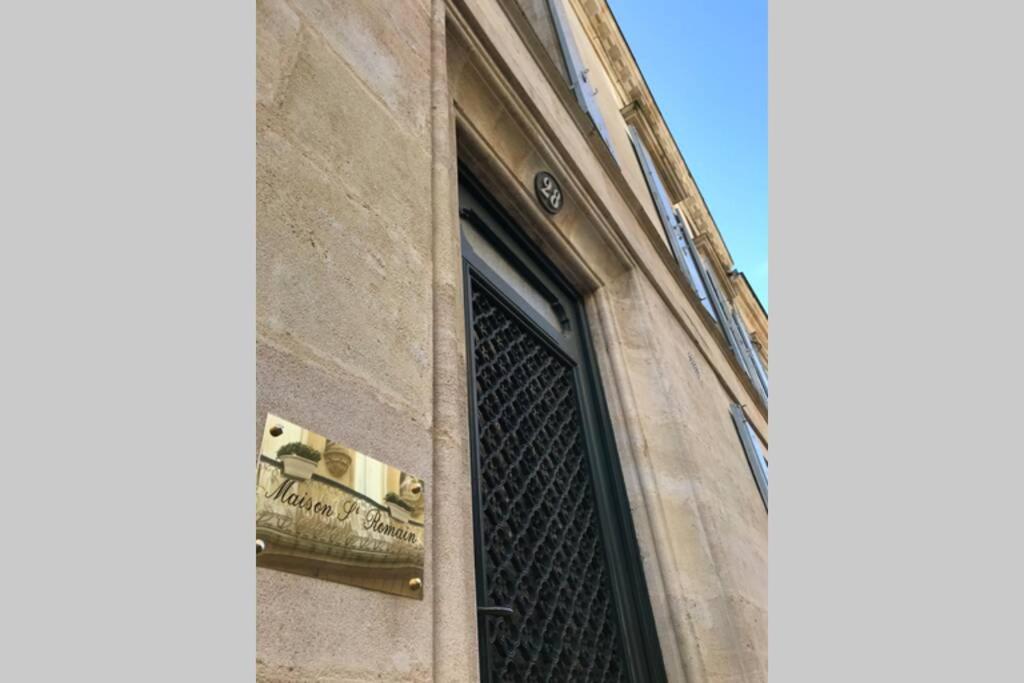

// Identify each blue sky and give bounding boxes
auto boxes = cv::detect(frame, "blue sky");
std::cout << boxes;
[608,0,768,310]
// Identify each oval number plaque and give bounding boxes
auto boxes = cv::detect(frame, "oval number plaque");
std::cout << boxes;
[534,171,563,215]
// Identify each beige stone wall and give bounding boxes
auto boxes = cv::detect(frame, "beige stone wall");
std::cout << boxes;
[592,272,768,682]
[257,0,767,680]
[257,0,441,680]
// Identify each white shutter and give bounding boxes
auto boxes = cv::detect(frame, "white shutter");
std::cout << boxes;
[547,0,615,157]
[627,126,676,234]
[626,125,701,292]
[674,209,717,320]
[705,261,767,402]
[732,309,769,398]
[730,403,768,509]
[703,259,744,355]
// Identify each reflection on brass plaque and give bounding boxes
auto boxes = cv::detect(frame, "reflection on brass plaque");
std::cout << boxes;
[256,414,425,600]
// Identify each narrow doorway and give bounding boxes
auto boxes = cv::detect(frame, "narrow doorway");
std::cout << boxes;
[460,171,667,682]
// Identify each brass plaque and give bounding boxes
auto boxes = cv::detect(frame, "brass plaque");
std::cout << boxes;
[256,414,425,599]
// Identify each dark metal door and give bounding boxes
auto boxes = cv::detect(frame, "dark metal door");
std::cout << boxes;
[460,173,666,683]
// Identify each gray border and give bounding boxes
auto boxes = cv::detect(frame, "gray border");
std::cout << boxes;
[1,1,254,679]
[773,0,1023,680]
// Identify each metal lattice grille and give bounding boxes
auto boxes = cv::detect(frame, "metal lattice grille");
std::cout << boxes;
[470,282,628,683]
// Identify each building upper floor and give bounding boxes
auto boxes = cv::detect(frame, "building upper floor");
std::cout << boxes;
[507,0,769,411]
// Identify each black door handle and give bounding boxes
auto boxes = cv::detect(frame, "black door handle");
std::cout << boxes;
[478,605,515,619]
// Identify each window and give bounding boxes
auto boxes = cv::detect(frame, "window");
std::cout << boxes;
[627,124,717,317]
[547,0,615,156]
[703,259,769,404]
[730,404,768,509]
[732,309,769,397]
[675,209,717,320]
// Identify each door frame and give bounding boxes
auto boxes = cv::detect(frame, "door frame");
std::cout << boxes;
[459,167,667,683]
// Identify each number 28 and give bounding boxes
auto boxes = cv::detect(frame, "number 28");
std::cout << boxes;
[539,174,562,210]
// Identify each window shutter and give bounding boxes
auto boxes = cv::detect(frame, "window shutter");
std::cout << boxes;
[704,260,744,356]
[674,209,717,320]
[732,309,769,398]
[626,125,699,290]
[547,0,615,157]
[627,126,678,238]
[704,261,767,401]
[730,403,768,509]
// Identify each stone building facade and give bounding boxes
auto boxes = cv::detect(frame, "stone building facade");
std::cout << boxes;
[256,0,768,680]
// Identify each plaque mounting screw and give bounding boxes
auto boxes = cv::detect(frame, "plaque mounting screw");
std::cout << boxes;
[256,539,266,555]
[269,425,284,437]
[408,578,422,592]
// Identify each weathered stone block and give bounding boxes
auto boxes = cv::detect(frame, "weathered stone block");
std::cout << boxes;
[257,124,432,417]
[264,25,432,234]
[286,0,432,136]
[257,0,302,107]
